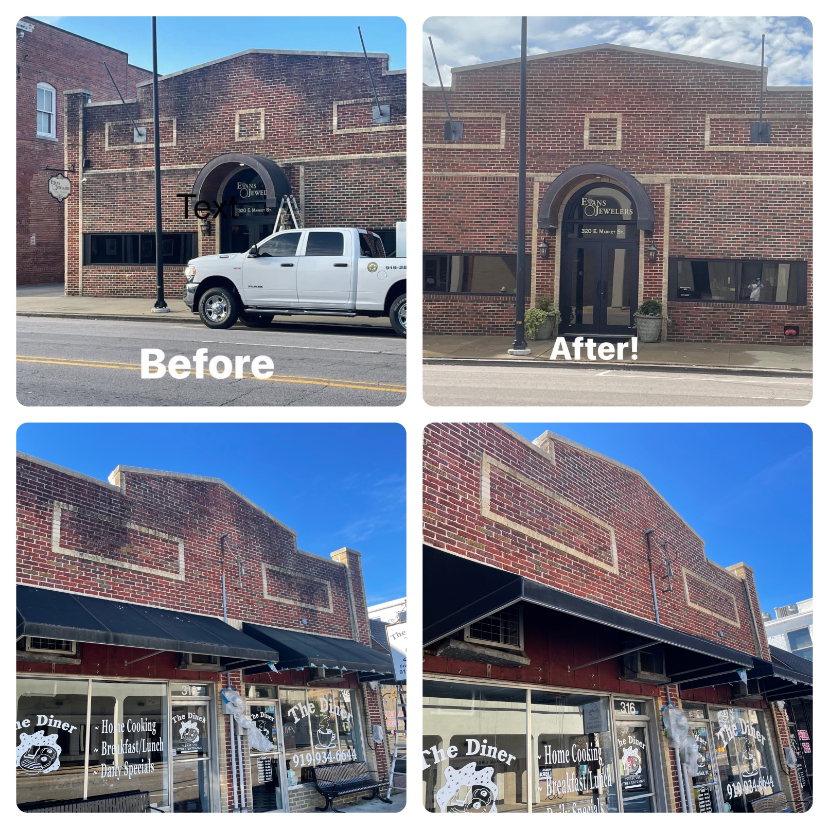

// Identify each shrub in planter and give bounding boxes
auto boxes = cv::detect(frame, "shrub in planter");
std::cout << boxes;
[525,298,561,340]
[634,299,669,343]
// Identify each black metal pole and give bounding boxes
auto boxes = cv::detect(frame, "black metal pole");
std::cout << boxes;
[151,17,168,312]
[509,17,530,355]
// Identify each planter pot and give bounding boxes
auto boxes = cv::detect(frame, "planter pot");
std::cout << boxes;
[529,317,558,340]
[634,314,663,343]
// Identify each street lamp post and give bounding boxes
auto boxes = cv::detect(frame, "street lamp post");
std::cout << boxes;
[151,17,169,313]
[508,17,531,355]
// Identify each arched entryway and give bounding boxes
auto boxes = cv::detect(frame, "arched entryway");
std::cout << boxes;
[538,163,654,335]
[191,153,292,254]
[559,183,639,334]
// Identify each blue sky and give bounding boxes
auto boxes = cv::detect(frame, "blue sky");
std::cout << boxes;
[33,17,406,75]
[17,423,405,606]
[506,423,812,614]
[425,17,812,86]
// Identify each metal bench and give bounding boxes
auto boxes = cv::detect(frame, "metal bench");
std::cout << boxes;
[311,761,392,813]
[747,792,793,813]
[18,789,151,813]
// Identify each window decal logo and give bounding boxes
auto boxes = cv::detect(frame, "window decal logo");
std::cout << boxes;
[179,721,201,751]
[316,714,337,749]
[435,763,498,813]
[16,731,62,775]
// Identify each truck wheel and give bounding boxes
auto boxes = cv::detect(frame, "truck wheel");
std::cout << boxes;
[199,286,239,329]
[389,294,407,337]
[240,312,274,328]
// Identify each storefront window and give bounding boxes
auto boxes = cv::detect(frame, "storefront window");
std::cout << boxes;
[16,677,89,807]
[279,687,363,786]
[532,691,617,814]
[423,680,528,813]
[171,687,213,813]
[671,258,806,304]
[423,254,529,294]
[683,703,718,812]
[712,707,780,812]
[615,726,653,812]
[86,680,169,810]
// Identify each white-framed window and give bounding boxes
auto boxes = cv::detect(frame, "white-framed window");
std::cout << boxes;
[464,606,524,650]
[787,627,813,660]
[37,82,56,139]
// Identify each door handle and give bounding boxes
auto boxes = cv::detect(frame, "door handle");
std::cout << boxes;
[280,263,294,267]
[333,263,348,267]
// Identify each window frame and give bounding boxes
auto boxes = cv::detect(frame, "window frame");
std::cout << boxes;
[36,82,56,140]
[668,257,808,305]
[463,606,524,651]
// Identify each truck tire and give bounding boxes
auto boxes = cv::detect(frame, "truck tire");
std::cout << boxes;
[239,312,274,328]
[390,293,407,337]
[199,286,239,329]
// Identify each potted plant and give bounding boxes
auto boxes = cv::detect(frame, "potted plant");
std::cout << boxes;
[525,297,561,340]
[634,299,668,343]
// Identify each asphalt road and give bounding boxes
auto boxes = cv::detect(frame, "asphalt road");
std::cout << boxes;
[17,318,406,406]
[423,364,811,406]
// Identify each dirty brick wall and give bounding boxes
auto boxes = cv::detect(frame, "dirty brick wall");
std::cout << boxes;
[422,46,812,343]
[64,51,406,297]
[16,452,387,812]
[16,16,151,285]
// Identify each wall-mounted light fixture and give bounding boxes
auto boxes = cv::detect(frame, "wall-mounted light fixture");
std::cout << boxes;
[647,242,658,263]
[201,219,211,236]
[539,238,549,260]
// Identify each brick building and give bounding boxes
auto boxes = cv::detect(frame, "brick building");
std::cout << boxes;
[16,453,393,813]
[422,423,811,813]
[16,17,151,285]
[63,47,405,297]
[422,44,812,344]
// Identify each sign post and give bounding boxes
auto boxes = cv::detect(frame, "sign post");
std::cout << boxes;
[151,17,169,314]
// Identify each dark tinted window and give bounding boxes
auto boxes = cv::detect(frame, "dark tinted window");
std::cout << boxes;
[424,253,529,294]
[671,258,806,304]
[85,233,197,265]
[259,232,301,257]
[304,232,344,257]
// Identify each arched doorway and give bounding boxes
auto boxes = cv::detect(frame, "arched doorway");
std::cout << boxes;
[219,167,275,253]
[559,183,639,334]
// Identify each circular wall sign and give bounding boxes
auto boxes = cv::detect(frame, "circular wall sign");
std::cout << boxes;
[48,174,71,203]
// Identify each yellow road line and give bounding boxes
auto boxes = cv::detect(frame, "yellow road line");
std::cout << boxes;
[17,355,406,394]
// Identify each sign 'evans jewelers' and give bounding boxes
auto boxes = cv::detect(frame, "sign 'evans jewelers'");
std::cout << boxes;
[47,174,71,203]
[580,197,633,219]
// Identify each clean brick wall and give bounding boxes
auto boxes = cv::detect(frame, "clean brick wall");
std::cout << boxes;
[16,453,386,813]
[16,17,151,285]
[65,52,406,297]
[422,47,812,344]
[422,423,804,811]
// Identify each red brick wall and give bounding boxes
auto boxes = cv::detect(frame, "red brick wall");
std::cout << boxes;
[422,46,812,344]
[65,52,406,297]
[16,452,388,813]
[423,423,761,657]
[16,17,151,285]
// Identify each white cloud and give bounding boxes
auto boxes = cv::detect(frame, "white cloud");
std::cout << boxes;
[423,16,812,86]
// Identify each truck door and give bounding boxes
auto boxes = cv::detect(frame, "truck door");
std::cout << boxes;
[243,232,301,306]
[296,231,351,308]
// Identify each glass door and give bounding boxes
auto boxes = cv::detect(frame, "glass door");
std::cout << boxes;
[171,685,214,812]
[249,702,288,812]
[615,723,656,812]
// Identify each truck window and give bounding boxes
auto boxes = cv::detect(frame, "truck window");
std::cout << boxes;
[359,233,386,258]
[304,231,344,256]
[258,232,301,257]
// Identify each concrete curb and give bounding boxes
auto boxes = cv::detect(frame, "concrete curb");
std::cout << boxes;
[17,311,393,334]
[423,356,812,379]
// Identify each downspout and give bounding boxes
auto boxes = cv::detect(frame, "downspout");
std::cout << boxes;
[644,529,661,625]
[675,747,689,812]
[221,534,241,813]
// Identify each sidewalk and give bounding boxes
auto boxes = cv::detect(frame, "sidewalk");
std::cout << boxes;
[16,283,391,330]
[336,791,405,813]
[424,334,812,376]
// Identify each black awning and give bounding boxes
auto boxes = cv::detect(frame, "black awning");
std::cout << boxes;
[17,585,279,664]
[769,645,813,684]
[745,646,813,701]
[242,623,393,674]
[424,546,753,673]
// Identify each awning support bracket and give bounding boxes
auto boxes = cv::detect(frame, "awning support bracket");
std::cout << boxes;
[124,649,166,666]
[568,640,661,673]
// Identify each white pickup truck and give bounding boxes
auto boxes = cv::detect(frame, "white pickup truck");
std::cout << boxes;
[183,227,407,335]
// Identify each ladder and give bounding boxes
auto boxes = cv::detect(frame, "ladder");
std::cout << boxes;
[274,194,302,232]
[387,683,406,798]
